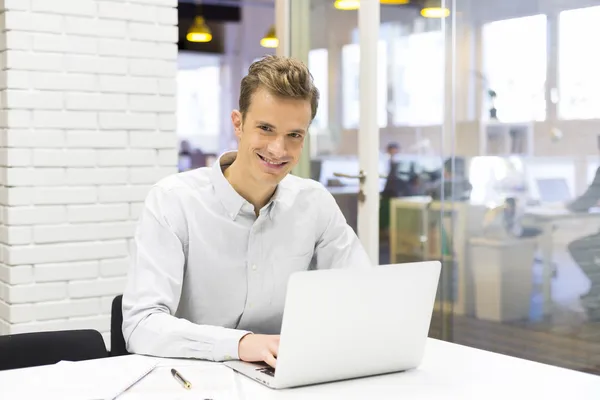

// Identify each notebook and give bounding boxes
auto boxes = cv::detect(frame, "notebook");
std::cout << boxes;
[119,360,240,400]
[0,354,159,400]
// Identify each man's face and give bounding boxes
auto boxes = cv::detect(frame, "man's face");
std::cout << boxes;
[231,87,312,187]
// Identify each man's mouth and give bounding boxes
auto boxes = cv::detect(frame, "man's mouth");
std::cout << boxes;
[257,154,287,167]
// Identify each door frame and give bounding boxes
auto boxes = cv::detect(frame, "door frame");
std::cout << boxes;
[277,0,381,265]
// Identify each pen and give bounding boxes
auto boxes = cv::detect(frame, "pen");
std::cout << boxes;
[171,368,192,390]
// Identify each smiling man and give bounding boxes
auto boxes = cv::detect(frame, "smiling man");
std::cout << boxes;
[122,55,371,369]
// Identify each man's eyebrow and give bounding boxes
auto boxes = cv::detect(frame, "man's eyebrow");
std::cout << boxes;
[256,121,275,127]
[256,121,305,134]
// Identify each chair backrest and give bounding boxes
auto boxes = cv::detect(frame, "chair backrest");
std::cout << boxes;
[0,329,108,371]
[389,199,429,262]
[110,294,129,356]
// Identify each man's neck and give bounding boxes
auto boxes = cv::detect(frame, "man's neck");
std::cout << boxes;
[224,159,276,215]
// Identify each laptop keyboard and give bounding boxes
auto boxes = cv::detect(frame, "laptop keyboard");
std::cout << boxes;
[257,367,275,377]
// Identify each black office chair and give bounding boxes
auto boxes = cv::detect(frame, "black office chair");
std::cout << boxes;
[0,329,108,371]
[110,294,129,356]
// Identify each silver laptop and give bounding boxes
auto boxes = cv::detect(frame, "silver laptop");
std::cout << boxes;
[223,261,441,389]
[536,177,572,204]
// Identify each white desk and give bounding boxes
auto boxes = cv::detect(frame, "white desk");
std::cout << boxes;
[3,339,598,400]
[525,206,600,315]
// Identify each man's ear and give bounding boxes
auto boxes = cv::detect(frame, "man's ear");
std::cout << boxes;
[231,110,243,140]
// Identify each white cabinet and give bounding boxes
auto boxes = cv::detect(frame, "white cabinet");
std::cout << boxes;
[479,121,534,156]
[469,236,538,322]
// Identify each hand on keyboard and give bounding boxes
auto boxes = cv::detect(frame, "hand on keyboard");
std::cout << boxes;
[238,334,280,368]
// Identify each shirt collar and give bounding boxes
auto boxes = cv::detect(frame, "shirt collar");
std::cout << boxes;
[210,151,285,220]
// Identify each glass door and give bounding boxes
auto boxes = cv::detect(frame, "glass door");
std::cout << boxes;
[280,0,600,377]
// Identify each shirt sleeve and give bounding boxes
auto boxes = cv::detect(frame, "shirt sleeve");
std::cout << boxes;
[122,185,251,362]
[314,186,373,270]
[567,166,600,212]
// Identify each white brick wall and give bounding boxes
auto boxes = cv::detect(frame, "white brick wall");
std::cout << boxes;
[0,0,178,344]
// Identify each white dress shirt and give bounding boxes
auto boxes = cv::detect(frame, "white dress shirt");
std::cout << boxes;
[122,151,371,362]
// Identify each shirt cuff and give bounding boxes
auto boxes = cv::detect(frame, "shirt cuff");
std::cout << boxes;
[212,329,252,362]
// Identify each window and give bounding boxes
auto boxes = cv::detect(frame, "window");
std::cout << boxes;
[176,66,221,152]
[482,15,547,122]
[559,6,600,120]
[308,48,329,133]
[392,30,444,126]
[341,41,388,129]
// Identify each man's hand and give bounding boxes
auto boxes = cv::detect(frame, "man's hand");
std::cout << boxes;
[238,334,280,368]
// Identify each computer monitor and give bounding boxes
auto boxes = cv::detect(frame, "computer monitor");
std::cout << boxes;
[536,178,572,203]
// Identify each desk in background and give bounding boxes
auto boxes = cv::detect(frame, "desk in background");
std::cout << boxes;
[327,186,361,233]
[326,180,388,234]
[524,206,600,316]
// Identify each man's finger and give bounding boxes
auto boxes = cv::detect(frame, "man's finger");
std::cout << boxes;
[268,340,279,358]
[263,349,277,368]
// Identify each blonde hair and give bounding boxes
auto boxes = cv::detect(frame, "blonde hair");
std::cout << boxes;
[239,55,319,121]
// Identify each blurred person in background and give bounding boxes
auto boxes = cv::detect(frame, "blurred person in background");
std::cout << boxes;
[380,142,411,241]
[178,140,193,172]
[566,159,600,319]
[427,157,472,202]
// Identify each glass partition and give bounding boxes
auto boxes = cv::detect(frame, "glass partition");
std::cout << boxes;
[290,0,600,377]
[440,0,600,375]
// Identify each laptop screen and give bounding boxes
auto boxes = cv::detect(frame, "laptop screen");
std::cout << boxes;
[536,178,571,203]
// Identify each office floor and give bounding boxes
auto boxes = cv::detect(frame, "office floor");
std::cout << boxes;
[379,241,600,375]
[429,311,600,375]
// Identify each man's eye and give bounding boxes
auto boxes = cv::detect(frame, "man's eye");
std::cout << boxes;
[259,125,271,132]
[290,133,302,139]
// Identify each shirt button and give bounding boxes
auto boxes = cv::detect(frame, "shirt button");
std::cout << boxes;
[251,264,257,271]
[225,355,232,360]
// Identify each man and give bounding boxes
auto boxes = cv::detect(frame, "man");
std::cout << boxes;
[567,165,600,213]
[567,164,600,317]
[381,142,405,198]
[122,55,371,369]
[427,157,472,201]
[177,139,192,172]
[380,142,403,241]
[424,157,472,258]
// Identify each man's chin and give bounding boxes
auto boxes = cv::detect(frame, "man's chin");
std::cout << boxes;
[255,165,292,184]
[262,168,289,181]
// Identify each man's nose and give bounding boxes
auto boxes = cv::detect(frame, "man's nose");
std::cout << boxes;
[267,137,286,157]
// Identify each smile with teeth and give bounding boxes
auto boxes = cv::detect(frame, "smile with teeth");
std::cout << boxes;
[258,154,286,166]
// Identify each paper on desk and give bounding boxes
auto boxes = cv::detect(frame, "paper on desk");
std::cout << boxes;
[0,354,159,400]
[118,362,242,400]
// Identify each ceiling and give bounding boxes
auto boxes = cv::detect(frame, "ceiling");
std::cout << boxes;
[174,0,433,54]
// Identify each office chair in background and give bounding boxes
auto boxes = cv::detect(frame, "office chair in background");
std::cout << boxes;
[0,329,108,371]
[110,294,129,356]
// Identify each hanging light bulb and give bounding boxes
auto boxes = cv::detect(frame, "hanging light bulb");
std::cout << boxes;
[260,25,278,48]
[421,0,450,18]
[186,16,212,42]
[334,0,359,10]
